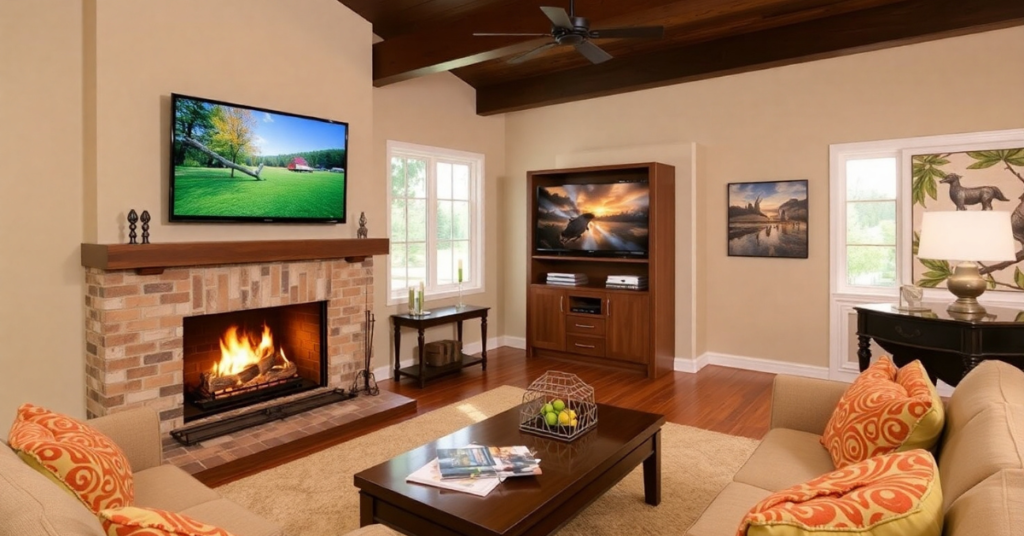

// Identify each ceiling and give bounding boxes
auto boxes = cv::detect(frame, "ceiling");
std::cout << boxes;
[339,0,1024,116]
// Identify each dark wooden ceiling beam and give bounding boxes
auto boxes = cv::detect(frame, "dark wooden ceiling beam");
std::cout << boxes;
[372,0,725,87]
[475,0,1024,115]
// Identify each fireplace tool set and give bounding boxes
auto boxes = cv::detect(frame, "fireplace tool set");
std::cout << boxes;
[351,309,379,395]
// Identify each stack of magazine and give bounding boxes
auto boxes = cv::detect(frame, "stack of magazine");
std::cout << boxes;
[405,445,541,497]
[546,272,589,286]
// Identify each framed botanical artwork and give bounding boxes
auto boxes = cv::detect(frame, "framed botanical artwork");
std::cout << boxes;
[907,137,1024,292]
[727,179,808,258]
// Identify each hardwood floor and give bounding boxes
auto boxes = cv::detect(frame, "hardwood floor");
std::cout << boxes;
[197,347,775,487]
[381,347,775,440]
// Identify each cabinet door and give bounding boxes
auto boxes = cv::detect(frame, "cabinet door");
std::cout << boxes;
[529,286,566,352]
[606,293,650,363]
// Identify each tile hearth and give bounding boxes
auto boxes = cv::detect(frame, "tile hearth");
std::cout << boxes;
[164,389,413,474]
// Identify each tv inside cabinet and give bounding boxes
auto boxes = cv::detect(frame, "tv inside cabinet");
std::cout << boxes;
[526,162,675,378]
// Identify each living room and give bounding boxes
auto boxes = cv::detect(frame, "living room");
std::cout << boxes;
[2,0,1023,535]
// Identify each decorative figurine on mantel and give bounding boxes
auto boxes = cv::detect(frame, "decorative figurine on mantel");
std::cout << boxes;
[356,211,368,239]
[140,210,151,244]
[127,209,139,245]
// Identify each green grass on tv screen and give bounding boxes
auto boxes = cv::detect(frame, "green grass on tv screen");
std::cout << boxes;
[172,166,345,220]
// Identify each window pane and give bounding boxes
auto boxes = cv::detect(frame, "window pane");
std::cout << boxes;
[846,158,896,201]
[408,159,427,198]
[390,198,407,242]
[846,201,896,245]
[437,162,453,200]
[436,200,453,241]
[455,241,470,283]
[407,242,427,286]
[407,199,427,241]
[452,201,470,240]
[846,245,897,287]
[390,243,408,290]
[390,157,407,198]
[436,241,454,286]
[453,164,470,200]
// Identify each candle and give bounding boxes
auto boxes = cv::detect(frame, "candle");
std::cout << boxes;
[417,281,425,313]
[408,287,414,310]
[457,259,463,283]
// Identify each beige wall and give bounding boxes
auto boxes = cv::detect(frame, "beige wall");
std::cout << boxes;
[503,27,1024,367]
[0,0,375,433]
[372,73,506,365]
[0,0,86,433]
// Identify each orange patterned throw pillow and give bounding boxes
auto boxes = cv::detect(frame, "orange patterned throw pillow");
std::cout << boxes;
[99,506,237,536]
[820,356,944,468]
[737,449,943,536]
[7,403,135,513]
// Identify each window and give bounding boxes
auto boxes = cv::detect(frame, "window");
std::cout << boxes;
[833,152,899,294]
[387,141,484,305]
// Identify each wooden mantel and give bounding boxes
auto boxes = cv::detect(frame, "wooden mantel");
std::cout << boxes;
[81,238,389,274]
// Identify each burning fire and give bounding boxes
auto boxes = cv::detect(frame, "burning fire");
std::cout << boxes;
[214,324,288,377]
[203,324,297,395]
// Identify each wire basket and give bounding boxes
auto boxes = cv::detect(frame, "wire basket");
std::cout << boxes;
[519,371,597,441]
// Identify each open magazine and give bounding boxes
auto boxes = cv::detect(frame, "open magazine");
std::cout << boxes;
[405,445,542,496]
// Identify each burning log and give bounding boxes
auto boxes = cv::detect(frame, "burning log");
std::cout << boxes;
[201,360,297,396]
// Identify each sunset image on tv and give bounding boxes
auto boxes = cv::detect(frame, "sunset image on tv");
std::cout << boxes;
[171,94,348,222]
[535,182,650,255]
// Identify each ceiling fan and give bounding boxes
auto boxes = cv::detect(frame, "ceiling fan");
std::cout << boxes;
[473,0,664,65]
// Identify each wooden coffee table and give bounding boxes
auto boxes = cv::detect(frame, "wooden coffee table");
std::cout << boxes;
[354,403,665,536]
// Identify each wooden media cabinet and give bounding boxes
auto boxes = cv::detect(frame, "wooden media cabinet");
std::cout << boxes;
[526,162,675,378]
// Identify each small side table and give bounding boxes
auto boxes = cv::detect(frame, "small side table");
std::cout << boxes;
[391,305,489,388]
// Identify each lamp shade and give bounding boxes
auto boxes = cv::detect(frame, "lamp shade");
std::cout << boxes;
[917,211,1017,262]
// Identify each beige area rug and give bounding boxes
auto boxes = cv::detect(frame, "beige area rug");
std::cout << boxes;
[218,385,759,535]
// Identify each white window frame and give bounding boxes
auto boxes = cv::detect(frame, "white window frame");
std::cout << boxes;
[385,140,485,306]
[829,129,1024,383]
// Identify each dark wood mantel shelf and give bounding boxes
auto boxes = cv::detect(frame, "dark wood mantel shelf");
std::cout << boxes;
[81,238,389,274]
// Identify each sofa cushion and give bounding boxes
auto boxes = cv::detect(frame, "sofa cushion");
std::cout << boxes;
[0,443,105,536]
[821,357,943,468]
[8,404,134,514]
[737,450,942,536]
[946,360,1024,438]
[133,465,222,514]
[944,469,1024,536]
[684,482,772,536]
[938,403,1024,509]
[99,506,236,536]
[179,498,284,536]
[732,428,835,492]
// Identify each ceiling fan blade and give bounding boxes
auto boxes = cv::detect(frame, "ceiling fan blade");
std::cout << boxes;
[473,32,552,37]
[508,42,558,64]
[540,6,573,29]
[574,40,613,64]
[589,26,664,39]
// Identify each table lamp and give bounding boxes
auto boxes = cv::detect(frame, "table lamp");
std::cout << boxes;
[917,211,1017,315]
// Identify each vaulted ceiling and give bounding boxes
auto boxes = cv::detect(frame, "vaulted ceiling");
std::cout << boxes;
[338,0,1024,116]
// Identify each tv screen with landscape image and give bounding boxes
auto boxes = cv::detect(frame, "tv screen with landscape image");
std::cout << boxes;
[170,93,348,223]
[534,181,650,257]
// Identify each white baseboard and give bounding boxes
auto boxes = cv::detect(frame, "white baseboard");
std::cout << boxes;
[675,351,830,379]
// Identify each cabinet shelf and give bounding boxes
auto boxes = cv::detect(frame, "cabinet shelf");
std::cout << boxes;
[532,255,649,264]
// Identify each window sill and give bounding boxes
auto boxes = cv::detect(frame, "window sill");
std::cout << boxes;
[386,286,484,307]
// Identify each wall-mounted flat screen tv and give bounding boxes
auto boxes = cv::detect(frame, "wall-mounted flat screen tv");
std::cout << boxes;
[534,181,650,257]
[170,93,348,223]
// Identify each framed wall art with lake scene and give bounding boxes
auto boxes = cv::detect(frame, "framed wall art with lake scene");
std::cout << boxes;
[728,180,808,258]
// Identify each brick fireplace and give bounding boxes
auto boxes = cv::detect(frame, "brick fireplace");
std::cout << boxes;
[84,254,376,446]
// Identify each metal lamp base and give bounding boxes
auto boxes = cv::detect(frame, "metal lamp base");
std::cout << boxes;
[946,262,988,315]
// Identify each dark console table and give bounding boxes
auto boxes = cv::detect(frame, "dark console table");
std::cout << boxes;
[392,305,489,388]
[855,303,1024,386]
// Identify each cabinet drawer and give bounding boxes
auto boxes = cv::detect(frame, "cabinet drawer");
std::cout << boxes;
[566,335,606,358]
[865,315,962,350]
[566,316,606,336]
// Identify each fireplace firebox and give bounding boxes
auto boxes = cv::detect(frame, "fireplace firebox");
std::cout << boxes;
[182,301,327,422]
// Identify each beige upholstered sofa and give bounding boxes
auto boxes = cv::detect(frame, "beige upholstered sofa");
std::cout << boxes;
[687,359,1024,535]
[1,405,397,536]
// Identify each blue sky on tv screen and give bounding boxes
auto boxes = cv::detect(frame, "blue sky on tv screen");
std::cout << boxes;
[253,110,347,156]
